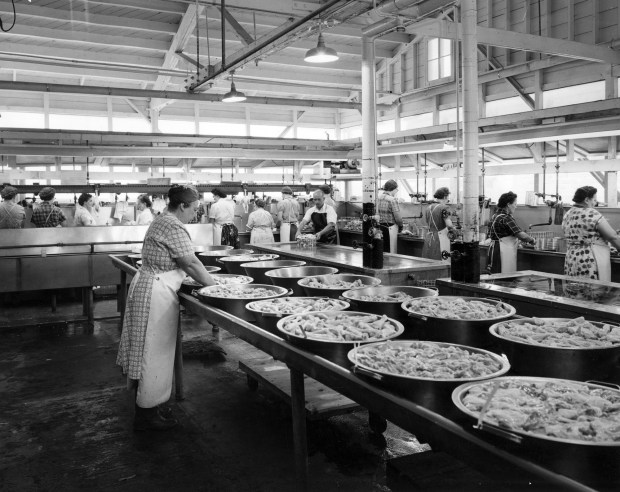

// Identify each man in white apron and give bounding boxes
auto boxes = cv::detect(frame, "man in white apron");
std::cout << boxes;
[277,186,299,242]
[209,188,238,247]
[486,192,535,274]
[377,180,403,254]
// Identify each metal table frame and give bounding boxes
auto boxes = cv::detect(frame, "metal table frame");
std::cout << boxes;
[110,255,599,491]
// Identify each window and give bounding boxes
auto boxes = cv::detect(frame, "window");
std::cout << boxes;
[427,38,452,82]
[0,111,44,129]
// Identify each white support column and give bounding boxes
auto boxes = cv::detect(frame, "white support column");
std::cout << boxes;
[150,107,160,133]
[194,103,200,134]
[245,107,251,137]
[361,35,378,206]
[461,0,480,242]
[43,93,50,129]
[107,97,114,132]
[605,172,618,207]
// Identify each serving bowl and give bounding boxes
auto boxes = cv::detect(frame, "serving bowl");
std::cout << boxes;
[242,260,306,284]
[218,253,280,275]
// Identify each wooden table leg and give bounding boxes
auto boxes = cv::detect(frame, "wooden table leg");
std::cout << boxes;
[174,309,184,401]
[289,367,308,491]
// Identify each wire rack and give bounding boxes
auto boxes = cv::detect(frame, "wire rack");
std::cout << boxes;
[529,231,554,240]
[411,278,436,288]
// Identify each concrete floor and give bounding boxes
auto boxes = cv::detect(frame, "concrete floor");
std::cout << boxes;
[0,292,430,492]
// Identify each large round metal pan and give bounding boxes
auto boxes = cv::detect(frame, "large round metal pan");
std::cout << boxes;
[298,274,381,299]
[489,317,620,381]
[265,266,338,296]
[195,283,290,322]
[452,376,620,486]
[242,260,306,284]
[276,311,403,367]
[245,297,349,335]
[341,285,437,323]
[218,253,280,275]
[198,248,253,267]
[401,296,516,349]
[348,340,509,413]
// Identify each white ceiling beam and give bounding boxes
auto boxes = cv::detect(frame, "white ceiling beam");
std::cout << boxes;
[0,25,170,53]
[152,4,205,110]
[0,80,374,110]
[123,99,150,122]
[408,19,620,65]
[0,4,178,34]
[218,6,255,46]
[66,0,186,15]
[0,144,349,161]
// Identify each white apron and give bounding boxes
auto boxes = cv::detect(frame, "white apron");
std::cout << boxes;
[136,268,185,408]
[592,242,611,282]
[498,235,518,273]
[212,223,223,246]
[250,226,274,244]
[279,223,295,243]
[388,224,399,254]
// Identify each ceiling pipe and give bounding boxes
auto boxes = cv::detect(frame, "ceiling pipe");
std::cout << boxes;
[0,81,394,110]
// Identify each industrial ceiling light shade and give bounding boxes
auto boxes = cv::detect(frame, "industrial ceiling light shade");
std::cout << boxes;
[304,25,339,63]
[222,72,246,103]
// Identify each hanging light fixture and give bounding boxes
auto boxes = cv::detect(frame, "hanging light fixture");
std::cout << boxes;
[222,71,246,103]
[304,22,339,63]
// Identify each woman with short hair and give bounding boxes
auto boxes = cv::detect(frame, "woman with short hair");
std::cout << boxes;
[562,186,620,281]
[117,184,216,431]
[0,186,25,229]
[486,191,535,274]
[135,194,155,226]
[247,199,275,244]
[73,193,97,226]
[422,187,454,260]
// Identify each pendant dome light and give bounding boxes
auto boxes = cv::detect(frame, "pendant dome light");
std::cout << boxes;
[304,22,338,64]
[222,71,246,103]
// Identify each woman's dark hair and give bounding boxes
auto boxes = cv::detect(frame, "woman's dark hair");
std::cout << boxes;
[318,184,332,195]
[78,193,92,206]
[168,184,199,210]
[433,187,450,199]
[137,194,152,208]
[497,191,517,209]
[254,198,266,208]
[572,186,597,204]
[211,188,227,199]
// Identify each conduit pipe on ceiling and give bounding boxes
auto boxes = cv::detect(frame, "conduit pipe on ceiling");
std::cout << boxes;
[0,81,395,110]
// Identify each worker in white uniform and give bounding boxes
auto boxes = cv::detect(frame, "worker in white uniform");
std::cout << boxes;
[276,186,300,242]
[208,188,239,248]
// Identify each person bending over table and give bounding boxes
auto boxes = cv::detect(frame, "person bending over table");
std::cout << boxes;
[296,190,337,244]
[117,184,216,431]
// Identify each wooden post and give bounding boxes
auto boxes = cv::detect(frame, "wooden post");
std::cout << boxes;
[289,367,308,491]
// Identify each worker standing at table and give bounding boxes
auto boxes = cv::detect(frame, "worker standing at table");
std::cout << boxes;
[117,184,216,431]
[296,190,337,244]
[73,193,97,226]
[562,186,620,282]
[319,184,339,244]
[377,179,403,254]
[31,187,68,228]
[276,186,300,242]
[133,194,155,226]
[422,187,454,260]
[0,186,25,229]
[209,188,239,248]
[486,191,536,274]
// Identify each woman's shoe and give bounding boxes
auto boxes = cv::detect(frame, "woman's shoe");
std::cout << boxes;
[157,405,174,420]
[134,405,178,431]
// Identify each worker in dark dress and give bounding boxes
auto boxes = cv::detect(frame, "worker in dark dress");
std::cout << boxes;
[487,191,536,274]
[296,190,337,244]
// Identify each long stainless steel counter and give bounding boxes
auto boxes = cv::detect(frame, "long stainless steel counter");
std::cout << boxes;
[250,242,449,285]
[107,255,612,491]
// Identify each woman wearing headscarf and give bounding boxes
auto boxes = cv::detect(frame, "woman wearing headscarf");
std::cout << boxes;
[562,186,620,282]
[117,184,216,431]
[31,187,68,228]
[486,191,536,274]
[422,187,454,260]
[377,179,403,254]
[247,199,275,244]
[208,188,239,248]
[73,193,97,226]
[133,194,155,226]
[0,186,25,229]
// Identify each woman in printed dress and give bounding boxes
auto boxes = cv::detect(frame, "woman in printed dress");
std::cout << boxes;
[117,184,216,431]
[246,199,275,244]
[562,186,620,282]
